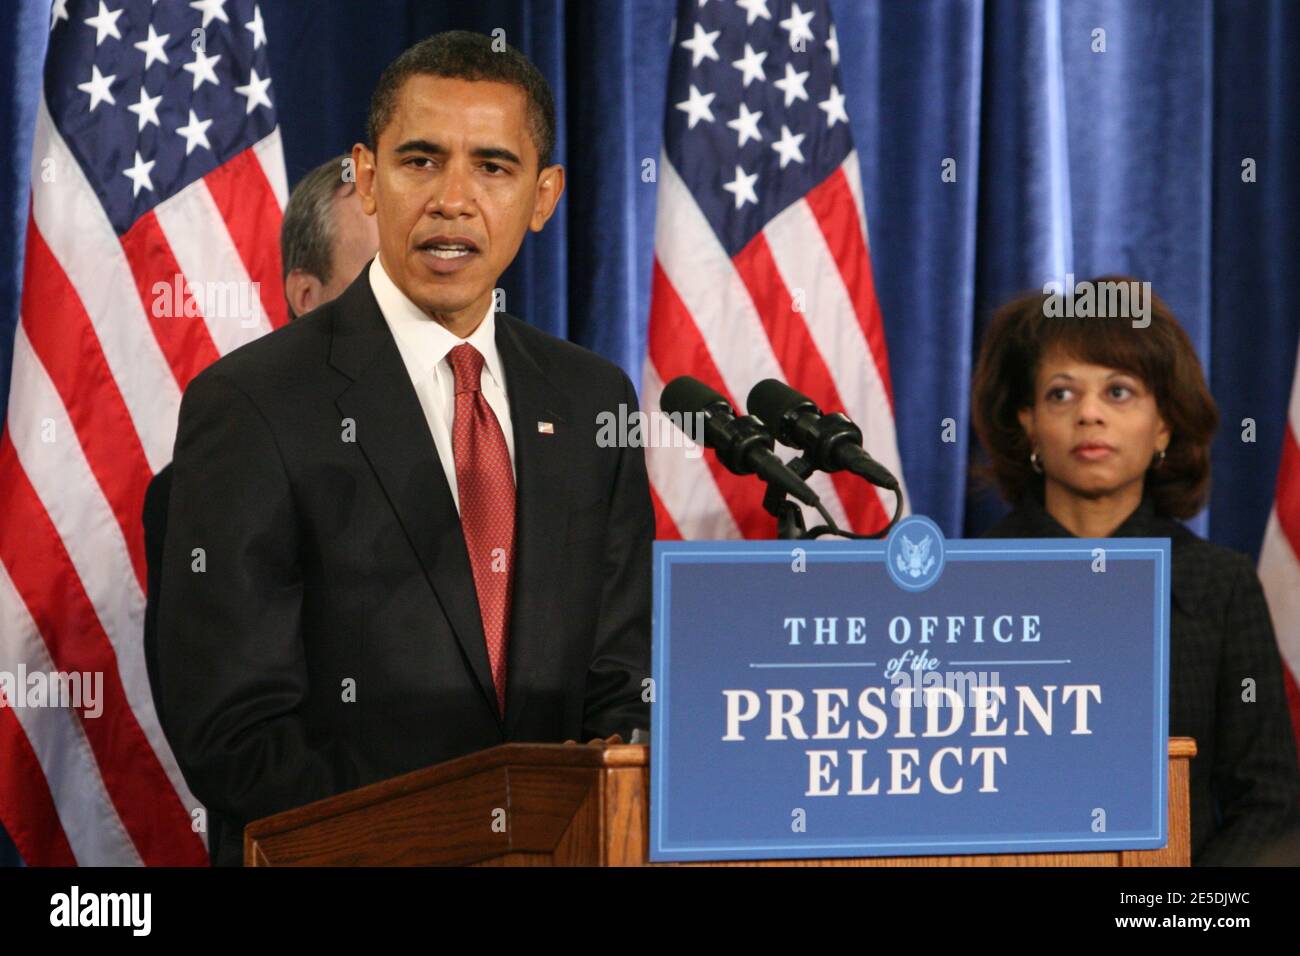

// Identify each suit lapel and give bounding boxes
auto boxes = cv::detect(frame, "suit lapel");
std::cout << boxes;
[495,314,571,737]
[328,275,500,723]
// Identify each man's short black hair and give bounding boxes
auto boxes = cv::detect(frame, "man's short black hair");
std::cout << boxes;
[366,30,557,170]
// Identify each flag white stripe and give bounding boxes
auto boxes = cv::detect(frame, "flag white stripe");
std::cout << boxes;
[0,560,143,865]
[762,194,908,514]
[29,99,179,473]
[154,182,274,354]
[253,127,289,211]
[1260,508,1300,681]
[6,327,202,823]
[642,359,741,539]
[1259,339,1300,691]
[841,149,871,250]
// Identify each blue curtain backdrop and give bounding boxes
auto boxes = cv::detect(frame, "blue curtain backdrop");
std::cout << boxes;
[1,0,1298,864]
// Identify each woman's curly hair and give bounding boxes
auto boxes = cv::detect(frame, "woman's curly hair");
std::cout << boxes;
[971,276,1219,519]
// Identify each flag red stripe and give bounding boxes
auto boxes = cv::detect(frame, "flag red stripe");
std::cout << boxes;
[649,259,773,538]
[649,484,682,540]
[731,234,888,533]
[203,148,289,330]
[1274,425,1300,767]
[0,434,207,865]
[21,221,150,590]
[119,211,222,393]
[1274,425,1300,558]
[805,168,895,412]
[0,705,77,865]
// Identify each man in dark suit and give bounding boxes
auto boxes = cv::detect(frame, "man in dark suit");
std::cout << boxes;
[156,32,653,866]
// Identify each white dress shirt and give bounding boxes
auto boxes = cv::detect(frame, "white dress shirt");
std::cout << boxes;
[368,255,516,512]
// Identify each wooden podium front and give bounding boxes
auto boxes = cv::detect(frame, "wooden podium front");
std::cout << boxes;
[244,738,1196,866]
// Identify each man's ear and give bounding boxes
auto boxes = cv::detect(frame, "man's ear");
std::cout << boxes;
[352,143,377,216]
[529,163,566,232]
[284,269,323,319]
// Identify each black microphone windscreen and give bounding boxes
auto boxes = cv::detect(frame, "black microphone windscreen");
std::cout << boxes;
[660,375,728,418]
[747,378,806,430]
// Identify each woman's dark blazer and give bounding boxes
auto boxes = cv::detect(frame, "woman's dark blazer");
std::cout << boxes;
[982,491,1300,865]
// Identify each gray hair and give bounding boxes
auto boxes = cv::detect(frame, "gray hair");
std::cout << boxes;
[280,154,356,285]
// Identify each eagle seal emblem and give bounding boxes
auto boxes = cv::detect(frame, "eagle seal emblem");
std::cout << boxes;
[895,534,935,578]
[884,515,947,592]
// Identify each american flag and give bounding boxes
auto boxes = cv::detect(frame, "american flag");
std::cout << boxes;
[644,0,907,539]
[1259,341,1300,767]
[0,0,287,865]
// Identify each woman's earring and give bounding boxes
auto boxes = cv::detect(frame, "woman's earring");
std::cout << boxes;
[1030,449,1044,475]
[1153,448,1167,469]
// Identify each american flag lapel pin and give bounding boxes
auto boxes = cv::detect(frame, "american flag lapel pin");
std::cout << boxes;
[537,421,554,434]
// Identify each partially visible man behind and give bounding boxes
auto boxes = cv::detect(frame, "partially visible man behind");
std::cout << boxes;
[281,156,381,319]
[143,154,379,726]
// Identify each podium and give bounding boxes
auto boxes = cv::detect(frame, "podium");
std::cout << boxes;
[244,737,1196,866]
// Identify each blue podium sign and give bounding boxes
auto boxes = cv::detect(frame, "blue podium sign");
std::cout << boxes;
[649,515,1170,862]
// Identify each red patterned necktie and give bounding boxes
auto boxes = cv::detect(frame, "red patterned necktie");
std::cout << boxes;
[447,343,515,717]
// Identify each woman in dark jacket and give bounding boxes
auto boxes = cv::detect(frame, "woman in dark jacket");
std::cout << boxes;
[971,276,1300,865]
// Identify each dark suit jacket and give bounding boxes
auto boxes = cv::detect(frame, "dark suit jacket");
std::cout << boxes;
[982,491,1300,865]
[155,270,653,866]
[142,463,172,725]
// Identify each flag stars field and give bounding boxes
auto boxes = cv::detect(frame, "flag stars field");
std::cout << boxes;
[732,43,767,87]
[122,151,155,196]
[176,109,213,155]
[77,63,116,111]
[84,1,124,46]
[235,67,273,114]
[183,47,221,91]
[723,165,760,208]
[133,25,171,69]
[676,84,716,128]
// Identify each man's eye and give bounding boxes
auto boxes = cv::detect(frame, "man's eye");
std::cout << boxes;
[481,162,504,174]
[404,156,433,168]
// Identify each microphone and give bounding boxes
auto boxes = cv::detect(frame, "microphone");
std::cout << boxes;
[746,379,899,490]
[660,376,821,508]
